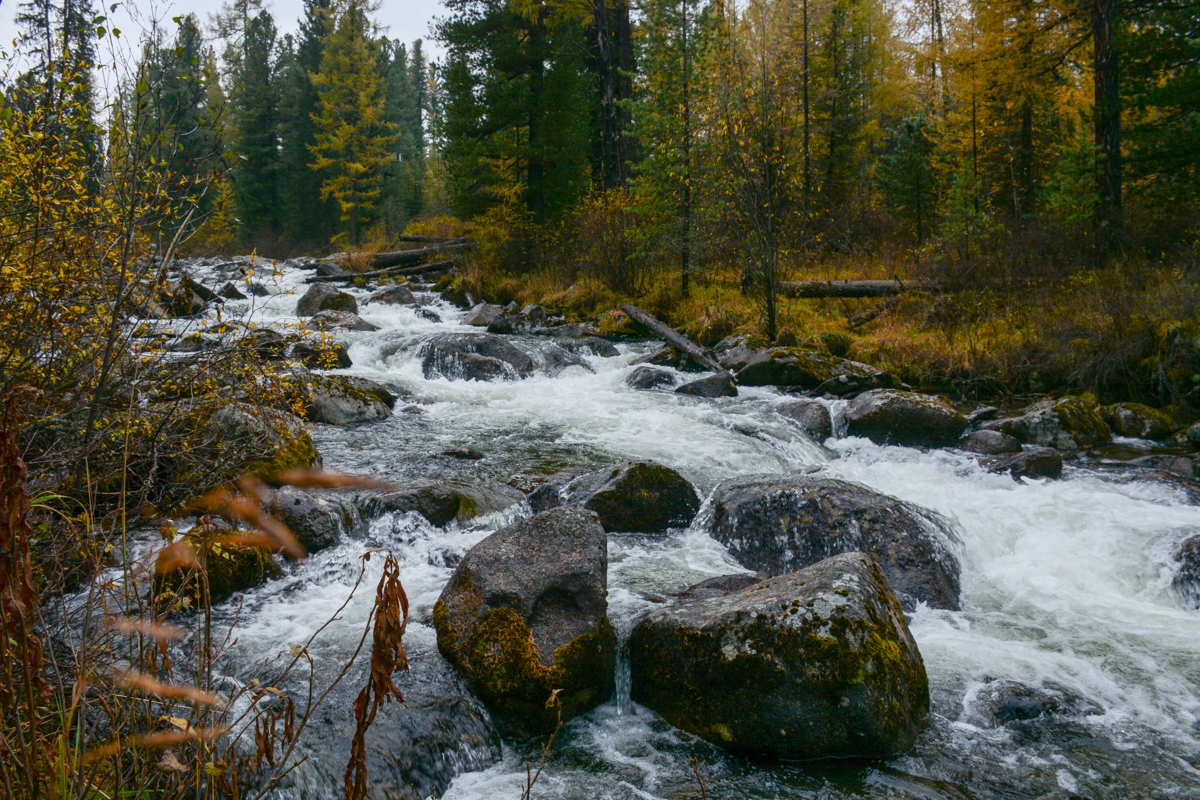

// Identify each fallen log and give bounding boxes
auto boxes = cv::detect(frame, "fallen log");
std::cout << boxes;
[780,279,935,298]
[305,259,457,284]
[619,304,724,373]
[365,240,473,269]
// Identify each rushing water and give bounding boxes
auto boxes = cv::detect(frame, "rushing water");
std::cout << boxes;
[189,259,1200,800]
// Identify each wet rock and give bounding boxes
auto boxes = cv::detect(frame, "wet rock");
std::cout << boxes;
[300,374,392,424]
[527,483,564,513]
[707,475,961,610]
[306,310,379,332]
[217,281,247,300]
[626,366,675,391]
[363,483,523,527]
[487,314,548,336]
[1129,454,1194,478]
[238,328,288,360]
[412,305,441,323]
[987,396,1111,450]
[267,486,354,553]
[292,341,352,369]
[676,573,763,600]
[983,447,1063,480]
[675,373,737,398]
[420,334,534,382]
[844,389,967,448]
[633,345,710,373]
[557,336,619,358]
[581,461,701,533]
[433,507,617,734]
[153,539,282,606]
[1103,402,1174,440]
[736,348,898,393]
[962,679,1100,727]
[443,447,485,460]
[957,429,1023,455]
[1174,535,1200,609]
[365,284,415,306]
[777,400,832,441]
[715,337,760,373]
[338,376,406,408]
[1187,422,1200,450]
[313,260,348,278]
[462,302,504,327]
[629,553,929,759]
[539,344,594,377]
[296,283,358,317]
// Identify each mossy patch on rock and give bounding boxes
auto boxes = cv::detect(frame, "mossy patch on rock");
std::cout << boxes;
[1103,402,1174,440]
[153,540,283,607]
[990,396,1110,450]
[735,348,897,394]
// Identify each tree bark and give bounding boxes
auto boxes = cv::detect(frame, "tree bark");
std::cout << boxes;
[780,279,935,298]
[1093,0,1121,249]
[619,304,723,372]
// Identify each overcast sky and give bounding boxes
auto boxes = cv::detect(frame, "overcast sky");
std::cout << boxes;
[0,0,447,69]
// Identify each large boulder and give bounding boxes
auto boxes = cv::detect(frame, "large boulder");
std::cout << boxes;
[153,538,283,606]
[363,483,524,527]
[581,461,700,533]
[462,302,504,327]
[706,475,961,610]
[296,283,358,317]
[633,346,710,373]
[557,336,619,358]
[961,679,1100,728]
[629,553,929,759]
[433,507,617,734]
[844,389,967,448]
[300,374,392,425]
[777,400,832,441]
[735,348,897,394]
[267,486,355,553]
[1103,402,1174,440]
[202,404,320,479]
[306,310,379,332]
[675,373,738,398]
[420,334,534,381]
[626,366,675,391]
[957,429,1023,455]
[987,396,1111,450]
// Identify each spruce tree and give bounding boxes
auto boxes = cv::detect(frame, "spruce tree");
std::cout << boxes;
[232,10,280,238]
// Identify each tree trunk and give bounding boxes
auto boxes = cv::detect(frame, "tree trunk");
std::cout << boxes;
[619,304,723,372]
[1093,0,1121,249]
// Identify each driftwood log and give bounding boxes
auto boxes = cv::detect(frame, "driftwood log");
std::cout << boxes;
[779,279,935,298]
[619,304,724,373]
[364,241,473,270]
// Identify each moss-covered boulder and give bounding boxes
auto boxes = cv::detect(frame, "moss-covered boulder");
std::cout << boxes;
[988,396,1111,450]
[292,340,352,369]
[306,310,379,332]
[153,540,283,606]
[298,374,392,425]
[1103,402,1174,441]
[362,483,524,527]
[581,460,701,533]
[629,552,929,759]
[983,447,1063,480]
[433,507,616,734]
[295,283,357,317]
[202,404,321,480]
[706,475,961,610]
[675,373,738,398]
[420,333,534,381]
[735,348,898,395]
[844,389,967,448]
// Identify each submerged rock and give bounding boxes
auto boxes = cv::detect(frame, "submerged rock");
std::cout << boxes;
[1174,534,1200,610]
[267,486,355,553]
[629,552,929,759]
[844,389,967,448]
[626,366,675,391]
[581,460,701,533]
[707,475,961,610]
[983,447,1063,480]
[633,345,710,373]
[777,399,833,441]
[957,429,1023,455]
[306,309,379,332]
[363,483,523,527]
[557,336,619,358]
[365,284,415,306]
[420,334,534,381]
[987,396,1111,450]
[433,507,617,734]
[295,283,357,317]
[962,679,1100,727]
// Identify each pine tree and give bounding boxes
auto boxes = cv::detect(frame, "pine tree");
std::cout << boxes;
[309,0,398,245]
[878,111,939,242]
[232,10,280,238]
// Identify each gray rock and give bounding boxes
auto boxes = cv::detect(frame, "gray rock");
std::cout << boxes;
[706,475,961,610]
[985,397,1110,450]
[632,346,709,373]
[442,447,485,460]
[540,344,594,377]
[676,573,763,600]
[717,340,761,373]
[296,283,358,317]
[626,366,675,391]
[362,484,524,527]
[292,341,352,369]
[218,281,247,300]
[962,679,1100,727]
[777,400,832,441]
[629,553,929,759]
[313,260,348,278]
[844,389,967,448]
[581,461,700,533]
[302,374,392,424]
[1129,454,1195,478]
[338,376,406,408]
[462,302,505,327]
[736,348,898,393]
[433,507,617,734]
[958,429,1023,455]
[486,315,548,336]
[267,486,354,553]
[1174,535,1200,610]
[675,373,738,398]
[420,334,534,381]
[1104,402,1173,440]
[306,309,379,332]
[557,336,620,358]
[983,447,1063,480]
[365,284,415,305]
[1187,422,1200,450]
